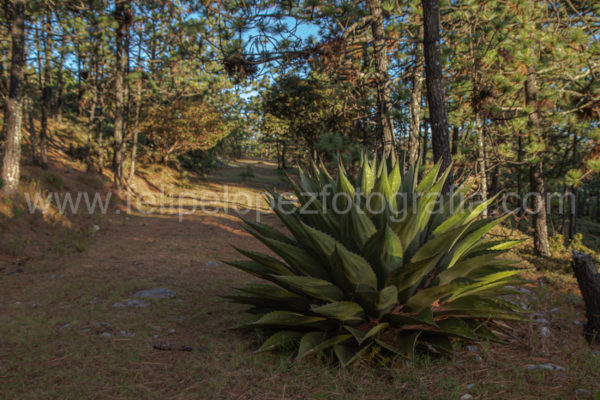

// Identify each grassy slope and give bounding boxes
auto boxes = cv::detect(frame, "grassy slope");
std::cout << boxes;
[1,117,599,399]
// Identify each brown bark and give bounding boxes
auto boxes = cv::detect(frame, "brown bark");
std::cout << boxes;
[408,23,424,165]
[476,115,488,217]
[571,252,600,343]
[1,0,26,196]
[368,0,395,163]
[421,0,453,192]
[112,0,130,189]
[525,62,550,257]
[129,73,142,181]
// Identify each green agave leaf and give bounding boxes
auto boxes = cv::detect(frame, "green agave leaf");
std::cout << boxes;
[359,156,376,195]
[434,318,477,339]
[237,284,308,306]
[437,253,518,285]
[272,275,345,302]
[334,342,373,367]
[388,160,402,194]
[385,253,443,295]
[297,333,353,360]
[382,307,436,328]
[242,219,294,244]
[444,270,522,303]
[335,163,356,213]
[444,213,513,269]
[257,331,304,352]
[354,285,399,317]
[362,224,403,284]
[405,282,470,313]
[342,204,377,251]
[331,244,378,292]
[416,160,442,193]
[253,233,329,280]
[301,222,339,257]
[375,332,419,359]
[233,248,294,275]
[410,223,471,264]
[432,194,499,236]
[311,301,366,323]
[250,311,326,327]
[345,322,389,345]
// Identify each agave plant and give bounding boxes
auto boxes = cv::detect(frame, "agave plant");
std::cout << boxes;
[226,154,524,366]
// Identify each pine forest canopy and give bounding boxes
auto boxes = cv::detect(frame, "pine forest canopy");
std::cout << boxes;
[0,0,599,255]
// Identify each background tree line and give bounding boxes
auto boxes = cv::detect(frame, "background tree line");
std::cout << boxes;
[1,0,600,256]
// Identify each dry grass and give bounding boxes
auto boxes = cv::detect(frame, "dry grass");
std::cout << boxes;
[1,144,599,398]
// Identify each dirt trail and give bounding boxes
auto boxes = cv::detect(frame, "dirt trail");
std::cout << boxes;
[0,159,295,399]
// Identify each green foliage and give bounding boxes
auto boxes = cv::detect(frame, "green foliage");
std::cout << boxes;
[42,172,64,191]
[226,153,525,365]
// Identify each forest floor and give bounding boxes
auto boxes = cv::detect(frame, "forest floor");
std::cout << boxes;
[1,130,600,399]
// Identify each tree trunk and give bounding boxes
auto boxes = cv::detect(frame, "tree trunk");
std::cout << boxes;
[476,115,488,218]
[421,0,453,192]
[408,24,424,165]
[97,90,105,174]
[451,125,459,156]
[38,10,52,170]
[1,0,26,196]
[128,74,142,181]
[112,0,129,190]
[571,252,600,343]
[368,0,395,163]
[568,135,579,243]
[26,96,38,165]
[525,62,550,257]
[86,83,97,172]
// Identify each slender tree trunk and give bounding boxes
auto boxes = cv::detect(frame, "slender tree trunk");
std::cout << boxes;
[128,75,142,181]
[26,97,38,165]
[408,24,424,165]
[421,0,453,191]
[97,90,105,174]
[86,84,97,172]
[1,0,26,196]
[568,135,579,243]
[368,0,395,163]
[112,0,129,190]
[571,252,600,343]
[525,63,551,257]
[476,115,488,217]
[55,51,64,123]
[38,10,52,170]
[451,125,459,156]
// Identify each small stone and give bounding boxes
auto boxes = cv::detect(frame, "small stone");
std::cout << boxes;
[472,354,482,362]
[112,299,149,308]
[58,323,71,331]
[168,328,175,334]
[539,326,551,337]
[593,350,600,357]
[534,318,550,325]
[89,297,103,305]
[465,345,479,353]
[205,261,219,267]
[119,330,135,337]
[92,224,100,232]
[524,363,565,372]
[573,320,581,325]
[460,395,473,400]
[518,287,533,296]
[549,307,559,313]
[574,388,591,396]
[92,321,112,329]
[531,312,545,319]
[132,288,176,299]
[466,384,475,390]
[100,332,112,338]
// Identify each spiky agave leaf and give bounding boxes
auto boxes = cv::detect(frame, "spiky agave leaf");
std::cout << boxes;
[225,152,526,366]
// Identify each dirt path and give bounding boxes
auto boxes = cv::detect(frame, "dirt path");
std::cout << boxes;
[0,159,300,399]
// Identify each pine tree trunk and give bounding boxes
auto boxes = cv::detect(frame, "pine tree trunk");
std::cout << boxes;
[451,125,459,156]
[86,84,97,172]
[112,0,129,190]
[38,10,52,170]
[26,97,38,165]
[1,0,26,196]
[129,76,142,181]
[408,24,424,165]
[568,135,579,243]
[368,0,395,163]
[97,91,105,175]
[571,252,600,344]
[476,114,488,218]
[525,62,550,257]
[421,0,453,192]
